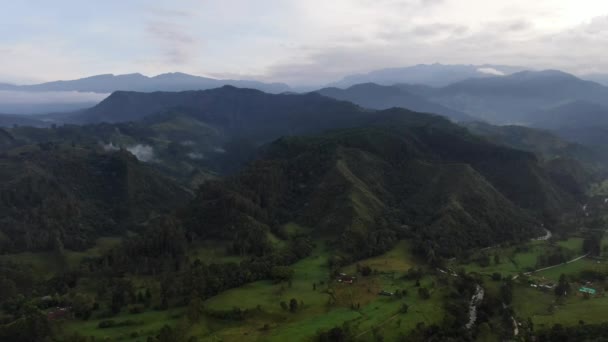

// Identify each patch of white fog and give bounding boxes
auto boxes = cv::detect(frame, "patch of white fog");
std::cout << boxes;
[187,152,205,160]
[101,142,155,162]
[102,142,119,151]
[127,144,155,162]
[213,147,226,153]
[477,67,505,76]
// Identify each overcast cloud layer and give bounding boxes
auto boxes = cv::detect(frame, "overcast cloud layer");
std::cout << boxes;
[2,0,608,86]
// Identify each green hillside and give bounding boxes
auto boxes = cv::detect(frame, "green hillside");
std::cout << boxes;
[182,110,577,259]
[0,144,190,252]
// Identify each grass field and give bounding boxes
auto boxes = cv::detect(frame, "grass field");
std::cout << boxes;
[513,283,608,329]
[199,240,442,341]
[495,235,608,331]
[452,237,586,279]
[61,309,184,341]
[533,258,600,281]
[341,240,416,275]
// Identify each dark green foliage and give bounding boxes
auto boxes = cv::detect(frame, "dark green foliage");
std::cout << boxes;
[94,217,188,276]
[0,146,189,252]
[537,322,608,341]
[316,325,353,342]
[289,298,299,312]
[582,231,603,256]
[555,274,570,297]
[358,264,372,276]
[418,287,431,300]
[178,111,574,257]
[0,306,51,342]
[270,266,294,283]
[500,278,513,305]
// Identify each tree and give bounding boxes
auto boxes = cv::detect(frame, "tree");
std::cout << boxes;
[500,278,513,305]
[270,266,294,283]
[317,326,349,342]
[0,277,17,302]
[418,287,430,300]
[400,303,409,313]
[186,297,205,323]
[555,274,570,297]
[359,265,372,276]
[145,288,152,307]
[52,231,67,269]
[71,293,95,320]
[289,298,298,312]
[156,325,182,342]
[583,236,601,256]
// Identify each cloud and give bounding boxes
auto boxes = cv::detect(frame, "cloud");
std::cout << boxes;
[477,67,505,76]
[146,7,191,18]
[103,142,156,162]
[256,4,608,85]
[102,142,120,152]
[146,20,199,65]
[187,152,205,160]
[126,144,155,162]
[3,0,608,85]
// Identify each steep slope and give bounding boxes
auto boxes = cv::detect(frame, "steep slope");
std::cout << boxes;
[464,122,598,162]
[464,122,601,196]
[0,144,190,253]
[530,100,608,130]
[527,101,608,149]
[317,83,476,122]
[182,110,577,258]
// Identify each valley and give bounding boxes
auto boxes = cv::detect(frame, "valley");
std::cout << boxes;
[6,0,608,340]
[1,74,608,342]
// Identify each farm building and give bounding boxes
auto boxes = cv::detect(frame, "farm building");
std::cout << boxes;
[337,274,356,284]
[579,287,597,295]
[47,307,69,320]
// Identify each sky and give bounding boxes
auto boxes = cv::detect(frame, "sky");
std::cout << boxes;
[2,0,608,86]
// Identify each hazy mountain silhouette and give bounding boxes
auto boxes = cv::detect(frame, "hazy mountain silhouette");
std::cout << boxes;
[317,83,477,122]
[329,63,525,88]
[1,72,291,94]
[408,70,608,124]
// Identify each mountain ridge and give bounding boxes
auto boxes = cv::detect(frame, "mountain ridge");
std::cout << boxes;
[0,72,291,94]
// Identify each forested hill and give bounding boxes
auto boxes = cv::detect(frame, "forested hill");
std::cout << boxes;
[4,87,370,180]
[0,88,585,257]
[181,109,578,258]
[61,86,369,129]
[0,144,190,253]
